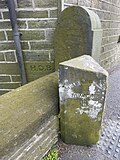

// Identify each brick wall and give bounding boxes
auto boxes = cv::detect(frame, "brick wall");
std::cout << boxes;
[62,0,120,69]
[0,0,120,95]
[0,0,58,95]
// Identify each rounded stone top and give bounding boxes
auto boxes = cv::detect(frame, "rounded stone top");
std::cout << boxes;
[81,6,101,29]
[59,6,101,30]
[54,6,102,70]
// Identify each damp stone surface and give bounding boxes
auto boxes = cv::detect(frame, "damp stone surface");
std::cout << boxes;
[58,55,108,146]
[54,6,102,70]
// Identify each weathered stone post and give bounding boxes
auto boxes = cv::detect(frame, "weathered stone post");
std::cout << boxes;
[58,55,108,145]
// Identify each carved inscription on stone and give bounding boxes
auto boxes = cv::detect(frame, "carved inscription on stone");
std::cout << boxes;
[30,64,53,72]
[25,62,55,82]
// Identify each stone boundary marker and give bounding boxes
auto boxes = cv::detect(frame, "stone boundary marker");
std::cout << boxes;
[59,55,108,146]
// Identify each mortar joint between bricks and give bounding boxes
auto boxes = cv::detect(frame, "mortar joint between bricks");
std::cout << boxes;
[45,29,47,40]
[14,50,18,62]
[4,30,8,41]
[48,9,50,18]
[28,41,31,50]
[31,0,35,8]
[1,12,4,19]
[10,75,13,82]
[3,52,6,61]
[16,7,57,11]
[49,52,51,61]
[26,20,28,29]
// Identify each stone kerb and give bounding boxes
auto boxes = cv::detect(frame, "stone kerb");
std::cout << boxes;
[54,6,103,70]
[0,72,59,160]
[58,55,108,145]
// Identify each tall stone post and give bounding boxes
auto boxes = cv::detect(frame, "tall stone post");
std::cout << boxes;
[58,55,108,145]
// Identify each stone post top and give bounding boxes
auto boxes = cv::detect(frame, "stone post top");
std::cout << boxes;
[59,55,108,76]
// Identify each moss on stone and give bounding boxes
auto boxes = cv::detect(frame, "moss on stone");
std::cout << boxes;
[60,99,102,145]
[54,6,92,70]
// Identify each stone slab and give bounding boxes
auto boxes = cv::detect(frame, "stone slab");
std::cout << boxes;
[0,72,58,159]
[54,6,103,70]
[54,6,93,70]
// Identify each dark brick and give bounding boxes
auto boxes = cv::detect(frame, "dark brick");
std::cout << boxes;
[0,31,6,41]
[46,29,55,40]
[0,21,12,29]
[109,36,118,43]
[102,37,109,45]
[21,42,29,50]
[3,10,48,19]
[17,0,32,8]
[102,2,110,11]
[17,20,27,29]
[5,51,16,62]
[28,20,56,29]
[103,29,109,37]
[7,30,45,41]
[0,83,21,89]
[34,0,58,8]
[3,11,9,19]
[0,0,7,9]
[101,21,110,29]
[18,10,48,19]
[11,75,21,82]
[104,12,111,20]
[23,50,49,61]
[0,20,26,29]
[110,21,119,28]
[103,42,116,52]
[50,9,58,18]
[0,41,28,50]
[0,53,5,61]
[0,63,19,74]
[0,42,15,50]
[30,41,53,50]
[0,76,10,82]
[20,30,45,40]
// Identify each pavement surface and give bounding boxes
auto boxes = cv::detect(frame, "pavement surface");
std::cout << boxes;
[58,64,120,160]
